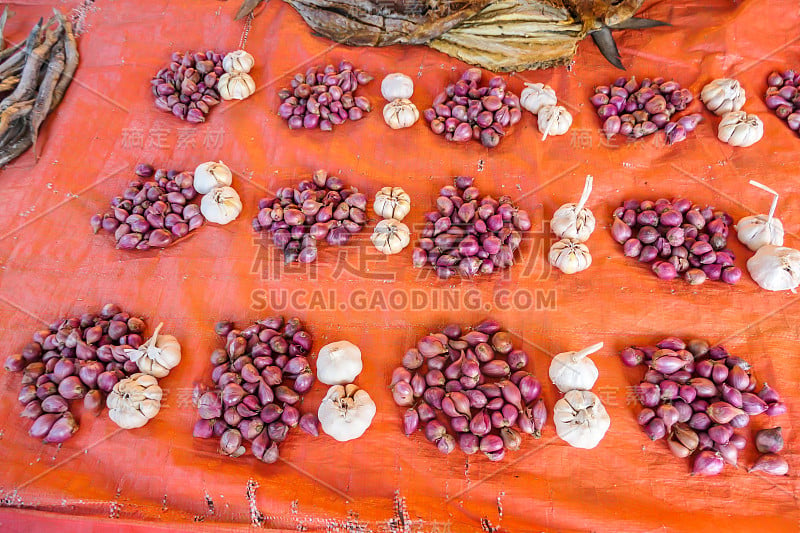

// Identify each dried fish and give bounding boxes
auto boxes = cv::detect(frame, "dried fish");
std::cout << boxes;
[0,10,78,167]
[263,0,669,71]
[32,41,65,156]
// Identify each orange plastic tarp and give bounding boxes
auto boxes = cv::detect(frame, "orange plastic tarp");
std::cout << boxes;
[0,0,798,531]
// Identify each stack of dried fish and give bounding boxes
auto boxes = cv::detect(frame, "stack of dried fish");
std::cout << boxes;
[236,0,668,72]
[0,9,79,167]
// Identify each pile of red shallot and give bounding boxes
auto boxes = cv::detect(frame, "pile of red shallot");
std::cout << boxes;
[621,337,789,476]
[411,176,531,279]
[91,164,204,251]
[252,169,367,263]
[611,198,742,285]
[591,76,701,144]
[151,51,224,123]
[5,304,148,444]
[392,320,545,461]
[423,68,522,148]
[278,60,373,130]
[765,69,800,133]
[193,317,319,462]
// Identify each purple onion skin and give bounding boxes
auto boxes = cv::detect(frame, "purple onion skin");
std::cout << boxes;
[299,413,320,437]
[30,413,60,439]
[692,450,724,476]
[749,453,789,476]
[43,413,79,444]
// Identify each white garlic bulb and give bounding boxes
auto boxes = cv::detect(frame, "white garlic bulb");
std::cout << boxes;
[106,373,162,429]
[701,78,746,116]
[200,186,242,225]
[193,161,233,194]
[317,341,363,385]
[218,72,256,101]
[549,239,592,274]
[383,99,419,129]
[371,219,411,255]
[538,105,572,140]
[317,384,376,442]
[222,50,255,74]
[738,215,784,251]
[735,180,784,251]
[746,245,800,292]
[549,342,603,393]
[381,73,414,101]
[124,323,181,379]
[718,111,763,147]
[550,175,595,242]
[373,186,411,220]
[520,82,557,115]
[553,390,611,449]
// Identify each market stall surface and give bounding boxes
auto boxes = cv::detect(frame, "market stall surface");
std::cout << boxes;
[0,0,797,531]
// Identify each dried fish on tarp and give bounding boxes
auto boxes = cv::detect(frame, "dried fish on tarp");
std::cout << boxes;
[237,0,668,71]
[0,10,79,167]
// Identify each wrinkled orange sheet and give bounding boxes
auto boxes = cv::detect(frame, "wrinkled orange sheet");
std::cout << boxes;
[0,0,798,531]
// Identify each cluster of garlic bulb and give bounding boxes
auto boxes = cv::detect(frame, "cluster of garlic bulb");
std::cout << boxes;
[381,73,419,129]
[371,186,411,255]
[520,82,571,140]
[549,342,610,449]
[548,175,594,274]
[737,181,800,292]
[194,161,242,225]
[219,50,256,101]
[316,341,376,442]
[110,323,183,429]
[701,78,763,147]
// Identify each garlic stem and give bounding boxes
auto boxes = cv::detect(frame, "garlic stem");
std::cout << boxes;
[749,180,779,225]
[575,175,594,212]
[541,112,555,141]
[570,341,604,363]
[125,322,163,362]
[144,322,164,349]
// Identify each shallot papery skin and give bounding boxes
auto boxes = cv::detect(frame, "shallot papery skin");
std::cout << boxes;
[394,321,543,460]
[191,317,316,461]
[749,453,789,476]
[620,336,786,476]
